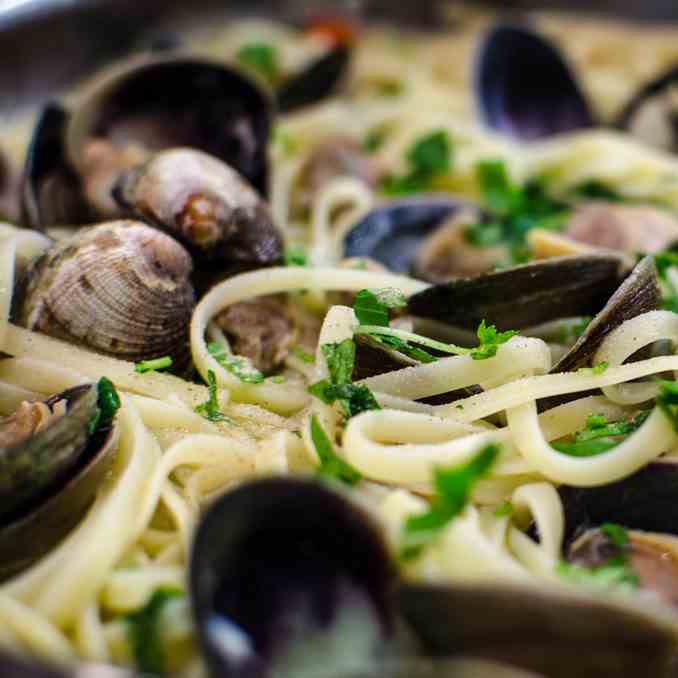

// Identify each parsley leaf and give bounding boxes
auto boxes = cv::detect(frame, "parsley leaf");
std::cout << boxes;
[134,356,173,374]
[353,288,406,327]
[381,130,452,196]
[571,180,622,202]
[657,379,678,431]
[557,560,639,592]
[194,370,232,423]
[372,334,438,363]
[363,127,387,153]
[600,522,629,548]
[88,376,121,435]
[401,444,501,560]
[126,588,184,675]
[471,320,518,360]
[654,251,678,312]
[552,410,650,457]
[577,361,609,376]
[310,415,362,486]
[236,43,279,85]
[494,501,513,518]
[208,343,264,384]
[290,346,315,364]
[310,340,381,419]
[284,247,307,267]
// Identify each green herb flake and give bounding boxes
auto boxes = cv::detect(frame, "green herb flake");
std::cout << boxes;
[284,247,308,267]
[657,380,678,431]
[194,370,232,423]
[310,415,362,486]
[208,343,264,384]
[126,588,184,674]
[577,361,609,376]
[376,334,438,363]
[400,444,501,560]
[363,127,387,153]
[134,356,173,374]
[88,377,121,435]
[236,43,279,85]
[556,560,639,592]
[552,409,651,457]
[470,320,518,360]
[290,346,315,364]
[600,522,629,548]
[269,375,286,384]
[494,501,513,518]
[353,288,406,327]
[477,160,517,214]
[572,180,622,202]
[381,129,452,196]
[322,340,356,385]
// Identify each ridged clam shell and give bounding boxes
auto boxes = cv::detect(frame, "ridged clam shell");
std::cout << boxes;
[15,220,195,371]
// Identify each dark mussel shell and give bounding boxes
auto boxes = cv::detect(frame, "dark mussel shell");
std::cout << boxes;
[68,56,272,196]
[475,24,594,140]
[408,255,622,331]
[190,477,396,678]
[552,255,660,372]
[277,45,351,114]
[0,383,118,580]
[399,581,678,678]
[343,197,478,275]
[617,66,678,153]
[21,103,92,229]
[559,457,678,546]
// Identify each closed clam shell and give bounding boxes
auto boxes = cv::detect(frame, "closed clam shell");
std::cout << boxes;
[15,220,195,371]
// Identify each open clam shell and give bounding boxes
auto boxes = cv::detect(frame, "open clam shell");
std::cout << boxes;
[475,24,594,140]
[13,220,196,372]
[190,477,396,678]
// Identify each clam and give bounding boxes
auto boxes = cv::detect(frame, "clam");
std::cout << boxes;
[0,379,119,580]
[22,55,273,229]
[189,477,396,678]
[13,220,196,372]
[343,197,501,280]
[112,148,283,273]
[276,44,351,113]
[474,24,594,140]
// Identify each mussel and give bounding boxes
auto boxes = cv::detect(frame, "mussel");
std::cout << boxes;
[22,55,273,230]
[190,477,396,678]
[0,380,119,580]
[343,197,499,280]
[474,24,594,140]
[276,44,351,114]
[12,220,196,373]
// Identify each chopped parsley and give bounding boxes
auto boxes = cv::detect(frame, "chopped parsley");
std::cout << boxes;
[353,288,406,327]
[134,356,173,374]
[363,127,387,153]
[290,346,315,364]
[355,320,517,362]
[576,361,609,376]
[310,415,362,486]
[381,130,452,196]
[494,501,513,518]
[283,247,308,267]
[571,180,623,202]
[269,375,286,384]
[194,370,232,423]
[558,522,638,592]
[654,251,678,312]
[309,340,380,419]
[235,43,279,85]
[88,377,121,435]
[208,343,264,384]
[464,160,569,263]
[126,588,184,675]
[557,316,591,345]
[400,444,501,560]
[657,379,678,431]
[552,410,650,457]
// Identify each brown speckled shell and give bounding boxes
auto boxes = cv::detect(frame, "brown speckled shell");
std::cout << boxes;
[15,220,195,372]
